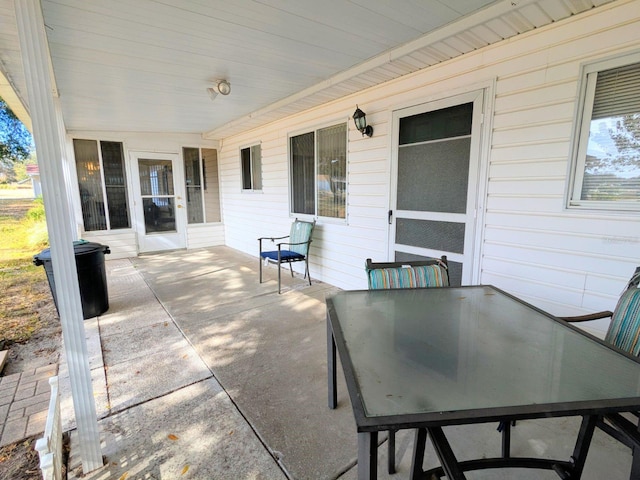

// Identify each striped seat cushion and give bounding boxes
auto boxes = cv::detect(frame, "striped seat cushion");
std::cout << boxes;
[605,286,640,356]
[368,264,448,290]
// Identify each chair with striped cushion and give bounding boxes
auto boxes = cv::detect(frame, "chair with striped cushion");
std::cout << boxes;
[365,257,449,290]
[561,267,640,353]
[259,219,315,294]
[558,268,640,454]
[364,256,449,474]
[602,270,640,355]
[499,268,640,460]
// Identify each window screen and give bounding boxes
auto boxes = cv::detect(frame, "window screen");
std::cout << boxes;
[572,55,640,208]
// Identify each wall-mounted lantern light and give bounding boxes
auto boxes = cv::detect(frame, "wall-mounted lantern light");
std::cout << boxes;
[353,105,373,137]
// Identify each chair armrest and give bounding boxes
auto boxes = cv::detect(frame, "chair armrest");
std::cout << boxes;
[258,235,290,241]
[559,311,613,322]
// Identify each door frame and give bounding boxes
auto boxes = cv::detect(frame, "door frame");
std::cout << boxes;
[388,87,491,285]
[129,150,187,253]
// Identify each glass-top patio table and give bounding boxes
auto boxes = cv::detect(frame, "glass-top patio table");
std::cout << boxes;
[326,285,640,479]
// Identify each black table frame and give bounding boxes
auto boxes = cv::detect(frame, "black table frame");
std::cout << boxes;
[326,285,640,480]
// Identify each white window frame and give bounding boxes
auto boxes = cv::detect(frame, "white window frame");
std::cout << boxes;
[288,121,348,222]
[240,142,262,192]
[568,51,640,212]
[73,138,131,232]
[182,146,206,224]
[182,146,222,224]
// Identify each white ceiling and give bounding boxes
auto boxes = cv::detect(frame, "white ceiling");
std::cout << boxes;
[0,0,616,140]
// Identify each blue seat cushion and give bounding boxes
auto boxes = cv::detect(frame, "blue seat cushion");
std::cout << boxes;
[260,250,305,262]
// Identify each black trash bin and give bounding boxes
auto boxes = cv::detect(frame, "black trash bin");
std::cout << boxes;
[34,240,111,320]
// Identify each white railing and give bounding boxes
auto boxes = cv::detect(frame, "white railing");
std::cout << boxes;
[36,376,63,480]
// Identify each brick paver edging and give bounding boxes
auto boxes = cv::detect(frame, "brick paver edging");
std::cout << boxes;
[0,364,58,447]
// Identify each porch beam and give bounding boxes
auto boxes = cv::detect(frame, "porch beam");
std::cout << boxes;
[14,0,103,473]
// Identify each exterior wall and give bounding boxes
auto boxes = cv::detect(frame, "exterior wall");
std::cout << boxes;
[187,223,225,250]
[218,0,640,334]
[82,230,137,259]
[65,132,223,257]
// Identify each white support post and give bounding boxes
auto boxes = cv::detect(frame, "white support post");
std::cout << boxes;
[14,0,103,473]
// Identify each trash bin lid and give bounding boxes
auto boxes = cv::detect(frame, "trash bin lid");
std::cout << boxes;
[34,241,110,261]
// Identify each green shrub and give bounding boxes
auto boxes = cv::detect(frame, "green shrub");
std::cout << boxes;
[25,196,45,221]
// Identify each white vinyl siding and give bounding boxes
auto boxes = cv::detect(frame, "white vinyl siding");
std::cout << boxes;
[218,1,640,333]
[81,230,137,259]
[186,224,225,249]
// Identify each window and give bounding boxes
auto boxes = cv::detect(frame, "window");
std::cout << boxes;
[570,52,640,210]
[290,123,347,219]
[182,147,221,223]
[73,139,130,231]
[241,144,262,190]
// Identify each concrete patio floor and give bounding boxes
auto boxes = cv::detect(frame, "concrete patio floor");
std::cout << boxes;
[63,246,634,479]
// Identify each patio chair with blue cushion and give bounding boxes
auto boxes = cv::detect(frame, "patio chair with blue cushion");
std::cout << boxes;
[365,256,449,474]
[259,219,315,294]
[498,267,640,459]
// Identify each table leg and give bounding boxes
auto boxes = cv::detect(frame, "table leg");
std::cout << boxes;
[388,429,396,474]
[631,444,640,480]
[410,428,428,480]
[358,432,378,480]
[428,427,467,480]
[633,416,640,480]
[562,415,597,479]
[327,314,337,409]
[501,421,511,458]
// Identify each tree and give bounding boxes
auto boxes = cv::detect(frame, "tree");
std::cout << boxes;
[0,96,33,182]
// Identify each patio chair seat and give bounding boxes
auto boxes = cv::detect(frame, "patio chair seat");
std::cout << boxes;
[258,219,315,294]
[260,250,305,262]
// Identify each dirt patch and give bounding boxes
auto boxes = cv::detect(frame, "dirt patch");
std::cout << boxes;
[0,434,69,480]
[0,435,41,480]
[0,198,33,220]
[2,288,60,375]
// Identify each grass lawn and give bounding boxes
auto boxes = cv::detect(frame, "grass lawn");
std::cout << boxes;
[0,193,60,480]
[0,197,49,346]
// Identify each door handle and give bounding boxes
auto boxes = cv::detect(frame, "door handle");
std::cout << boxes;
[388,210,393,225]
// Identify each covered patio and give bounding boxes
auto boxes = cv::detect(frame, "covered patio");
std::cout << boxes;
[2,0,639,475]
[60,247,632,479]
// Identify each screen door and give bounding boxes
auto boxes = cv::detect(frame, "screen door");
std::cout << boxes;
[132,152,187,253]
[390,91,484,286]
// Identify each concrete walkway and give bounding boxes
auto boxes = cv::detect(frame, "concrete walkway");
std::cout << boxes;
[57,246,633,479]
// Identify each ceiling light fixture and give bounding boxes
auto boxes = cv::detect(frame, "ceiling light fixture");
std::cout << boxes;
[207,79,231,101]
